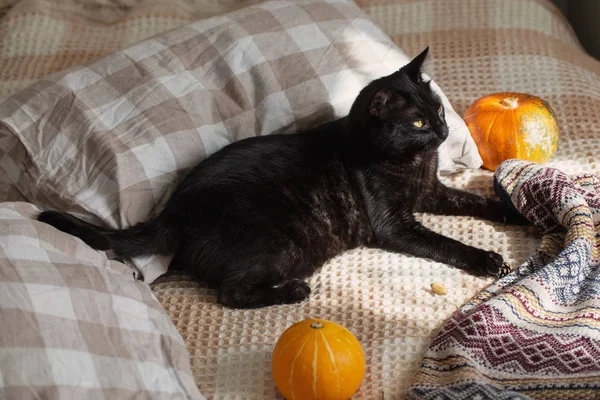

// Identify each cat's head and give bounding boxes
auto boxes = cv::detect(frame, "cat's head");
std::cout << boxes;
[349,47,449,158]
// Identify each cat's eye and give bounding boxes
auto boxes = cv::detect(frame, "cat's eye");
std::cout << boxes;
[412,120,424,128]
[438,105,444,115]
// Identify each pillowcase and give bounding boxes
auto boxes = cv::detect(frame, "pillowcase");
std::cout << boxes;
[0,202,205,400]
[0,0,481,282]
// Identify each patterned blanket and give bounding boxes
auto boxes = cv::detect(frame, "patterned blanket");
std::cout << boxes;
[407,159,600,399]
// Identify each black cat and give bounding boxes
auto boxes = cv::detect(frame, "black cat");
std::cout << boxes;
[38,47,523,309]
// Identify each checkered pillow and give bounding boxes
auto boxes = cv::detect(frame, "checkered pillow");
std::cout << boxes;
[0,0,480,282]
[0,202,205,400]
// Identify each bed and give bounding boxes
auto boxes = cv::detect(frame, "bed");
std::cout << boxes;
[0,0,598,399]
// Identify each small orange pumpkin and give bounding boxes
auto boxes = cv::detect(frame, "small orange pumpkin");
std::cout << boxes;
[271,318,365,400]
[464,92,560,170]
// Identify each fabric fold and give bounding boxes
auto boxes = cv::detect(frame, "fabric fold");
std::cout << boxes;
[407,159,600,399]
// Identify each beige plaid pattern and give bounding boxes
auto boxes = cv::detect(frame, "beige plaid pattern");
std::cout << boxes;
[0,0,599,399]
[0,201,205,400]
[0,0,478,283]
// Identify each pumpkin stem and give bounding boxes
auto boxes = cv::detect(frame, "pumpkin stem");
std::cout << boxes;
[500,97,519,109]
[310,322,324,329]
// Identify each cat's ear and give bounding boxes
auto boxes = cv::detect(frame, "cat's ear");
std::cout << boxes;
[401,46,429,83]
[369,88,406,118]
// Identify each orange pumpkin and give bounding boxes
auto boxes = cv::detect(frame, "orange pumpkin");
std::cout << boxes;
[271,318,365,400]
[463,92,560,170]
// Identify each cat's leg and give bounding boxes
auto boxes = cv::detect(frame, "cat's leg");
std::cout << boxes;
[418,184,528,224]
[178,228,316,309]
[217,278,311,309]
[375,221,511,277]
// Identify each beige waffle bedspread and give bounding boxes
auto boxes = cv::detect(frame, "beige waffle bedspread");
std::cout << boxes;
[1,0,598,398]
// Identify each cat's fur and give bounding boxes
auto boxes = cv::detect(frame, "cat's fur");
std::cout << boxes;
[38,48,523,309]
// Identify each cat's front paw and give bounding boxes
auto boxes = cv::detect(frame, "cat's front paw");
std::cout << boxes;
[282,279,311,304]
[477,251,512,278]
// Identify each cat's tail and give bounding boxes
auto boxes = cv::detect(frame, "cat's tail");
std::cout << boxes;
[37,211,175,258]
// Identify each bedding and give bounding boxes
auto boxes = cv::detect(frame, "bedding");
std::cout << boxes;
[0,0,599,399]
[0,202,204,400]
[407,160,600,399]
[0,0,479,285]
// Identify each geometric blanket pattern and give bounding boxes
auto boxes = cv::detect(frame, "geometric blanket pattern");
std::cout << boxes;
[406,159,600,400]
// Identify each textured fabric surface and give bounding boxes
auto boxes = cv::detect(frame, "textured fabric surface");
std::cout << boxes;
[0,0,599,399]
[0,202,204,400]
[407,159,600,399]
[0,0,478,284]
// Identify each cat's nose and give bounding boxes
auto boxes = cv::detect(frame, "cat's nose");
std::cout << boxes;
[438,126,449,140]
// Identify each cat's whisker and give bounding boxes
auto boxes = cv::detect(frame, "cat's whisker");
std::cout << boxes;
[418,160,425,200]
[310,280,322,295]
[462,111,481,120]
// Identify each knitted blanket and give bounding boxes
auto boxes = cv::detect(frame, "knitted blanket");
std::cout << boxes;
[407,159,600,399]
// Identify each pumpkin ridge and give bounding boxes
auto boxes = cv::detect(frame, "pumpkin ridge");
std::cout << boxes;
[276,332,303,358]
[319,330,340,398]
[349,337,366,363]
[282,321,308,337]
[511,107,521,160]
[485,110,500,156]
[289,334,312,400]
[350,342,364,361]
[312,333,318,398]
